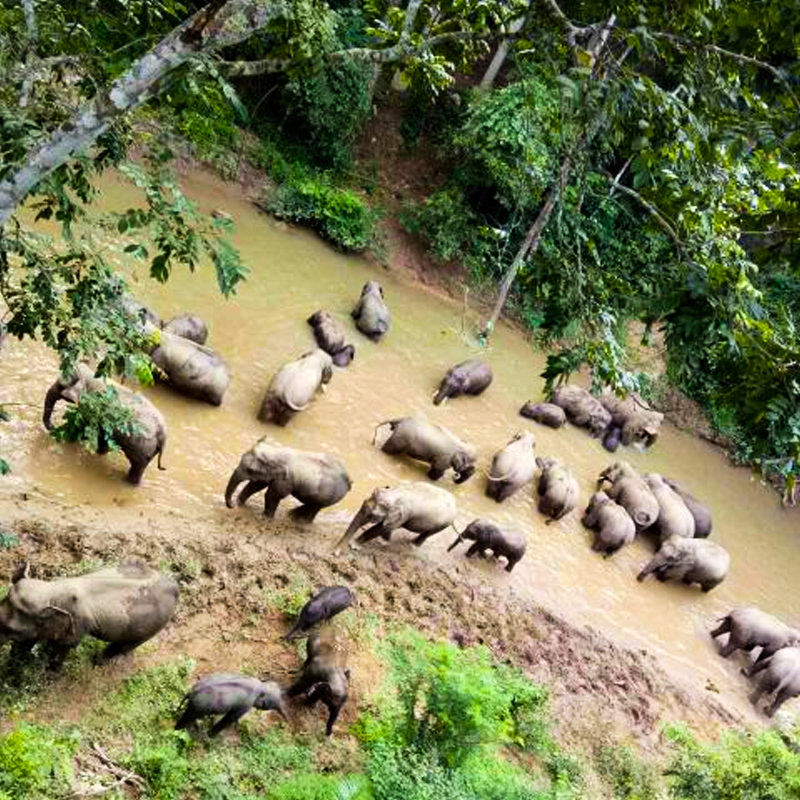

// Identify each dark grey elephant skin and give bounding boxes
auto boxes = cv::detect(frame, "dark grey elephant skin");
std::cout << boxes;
[664,479,713,538]
[175,674,286,736]
[602,426,622,453]
[552,385,612,437]
[351,281,390,341]
[162,314,208,345]
[287,632,350,735]
[259,349,333,426]
[374,416,476,483]
[582,491,636,557]
[0,561,178,666]
[519,402,566,428]
[711,608,800,669]
[285,587,356,641]
[448,519,526,572]
[225,439,351,521]
[433,360,493,405]
[334,482,457,553]
[43,363,167,484]
[536,456,579,522]
[637,536,730,592]
[598,461,659,531]
[747,646,800,717]
[122,296,161,328]
[307,310,355,367]
[599,391,664,448]
[486,431,536,502]
[644,474,695,541]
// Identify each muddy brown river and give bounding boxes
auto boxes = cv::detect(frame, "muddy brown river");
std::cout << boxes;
[2,169,799,723]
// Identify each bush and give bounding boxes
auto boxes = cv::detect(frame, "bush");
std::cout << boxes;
[594,743,663,799]
[267,772,372,799]
[263,177,379,252]
[0,723,77,799]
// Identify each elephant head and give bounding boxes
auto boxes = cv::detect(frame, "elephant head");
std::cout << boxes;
[637,537,683,582]
[446,520,482,551]
[597,460,637,489]
[333,488,401,552]
[255,682,289,719]
[451,450,476,484]
[42,364,97,430]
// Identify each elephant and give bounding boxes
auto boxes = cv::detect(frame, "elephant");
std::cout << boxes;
[644,474,695,541]
[287,631,350,736]
[746,646,800,717]
[536,456,579,522]
[259,349,333,426]
[485,431,536,502]
[333,482,457,553]
[122,295,161,328]
[285,586,356,641]
[664,478,713,538]
[149,325,231,406]
[581,491,636,557]
[519,402,566,429]
[307,310,355,367]
[602,426,622,453]
[433,359,493,405]
[599,391,664,449]
[175,674,287,736]
[710,608,800,669]
[0,561,178,667]
[351,280,390,341]
[43,363,167,485]
[373,416,476,483]
[162,314,208,345]
[225,439,351,521]
[637,536,730,592]
[597,461,659,531]
[447,519,526,572]
[551,385,612,437]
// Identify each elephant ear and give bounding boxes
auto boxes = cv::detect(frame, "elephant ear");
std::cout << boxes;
[38,601,79,642]
[383,501,406,530]
[11,561,31,584]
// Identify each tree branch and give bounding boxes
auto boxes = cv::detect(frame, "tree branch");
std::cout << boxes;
[605,176,683,246]
[20,0,40,107]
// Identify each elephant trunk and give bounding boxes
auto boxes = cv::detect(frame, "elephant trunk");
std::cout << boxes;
[447,524,463,552]
[224,465,245,508]
[42,383,63,430]
[433,384,449,406]
[637,556,659,582]
[333,505,368,553]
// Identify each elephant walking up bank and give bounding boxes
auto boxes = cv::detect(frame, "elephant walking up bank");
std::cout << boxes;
[637,536,730,592]
[225,439,351,521]
[448,519,526,572]
[747,646,800,717]
[259,349,333,426]
[43,363,167,485]
[710,608,800,668]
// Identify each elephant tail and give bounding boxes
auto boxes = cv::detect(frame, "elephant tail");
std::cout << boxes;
[285,396,312,412]
[633,510,655,528]
[156,434,167,471]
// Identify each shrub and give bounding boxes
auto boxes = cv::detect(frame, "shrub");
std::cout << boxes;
[594,743,663,799]
[267,772,372,799]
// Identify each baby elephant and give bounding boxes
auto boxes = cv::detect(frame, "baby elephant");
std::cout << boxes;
[711,607,800,669]
[307,310,355,367]
[352,281,390,341]
[637,536,730,592]
[486,431,537,502]
[288,632,350,735]
[747,646,800,717]
[519,402,566,429]
[175,674,287,736]
[536,456,579,523]
[582,491,636,557]
[448,519,526,572]
[285,586,356,641]
[433,359,493,405]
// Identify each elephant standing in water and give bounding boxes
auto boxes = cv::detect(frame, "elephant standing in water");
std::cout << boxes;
[710,608,800,669]
[43,363,167,484]
[747,647,800,717]
[259,349,333,426]
[351,281,390,341]
[519,402,566,429]
[637,536,730,592]
[536,456,579,522]
[644,474,695,541]
[598,461,659,531]
[374,416,476,483]
[225,439,351,521]
[664,478,713,538]
[581,491,636,557]
[599,391,664,449]
[433,360,493,405]
[552,385,612,437]
[334,482,457,553]
[307,311,355,367]
[485,431,536,502]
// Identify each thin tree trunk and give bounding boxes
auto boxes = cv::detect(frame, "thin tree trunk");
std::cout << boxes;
[479,15,526,90]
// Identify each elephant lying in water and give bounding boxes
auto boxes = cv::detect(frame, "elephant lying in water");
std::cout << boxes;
[644,474,695,541]
[637,536,730,592]
[747,646,800,717]
[552,385,612,437]
[536,456,579,522]
[433,359,493,405]
[352,281,390,341]
[448,519,526,572]
[259,349,333,426]
[0,561,178,667]
[582,491,636,557]
[307,311,355,367]
[664,478,713,538]
[225,439,351,521]
[598,461,659,531]
[711,607,800,669]
[519,402,566,429]
[599,391,664,449]
[334,482,457,553]
[486,431,536,502]
[374,416,476,483]
[43,363,167,485]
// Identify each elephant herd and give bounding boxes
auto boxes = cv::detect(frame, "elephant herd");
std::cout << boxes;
[12,278,798,723]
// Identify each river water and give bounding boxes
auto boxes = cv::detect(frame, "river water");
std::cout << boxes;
[2,169,799,721]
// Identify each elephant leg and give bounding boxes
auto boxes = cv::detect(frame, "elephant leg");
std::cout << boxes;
[380,435,405,455]
[263,482,290,518]
[324,700,343,736]
[290,504,323,523]
[744,656,773,678]
[287,675,314,698]
[126,459,147,485]
[495,483,517,503]
[465,542,482,558]
[175,706,200,730]
[718,637,741,658]
[210,707,249,736]
[709,618,731,639]
[412,530,436,547]
[237,480,269,506]
[358,523,389,544]
[766,688,794,718]
[504,556,519,573]
[426,464,447,481]
[103,639,146,660]
[44,641,75,670]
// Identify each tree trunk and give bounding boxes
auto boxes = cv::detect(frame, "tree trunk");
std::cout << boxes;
[479,15,526,90]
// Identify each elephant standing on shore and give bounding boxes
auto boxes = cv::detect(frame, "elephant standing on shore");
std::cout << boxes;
[664,479,713,538]
[747,647,800,717]
[551,385,612,437]
[374,416,476,483]
[225,439,351,520]
[162,314,209,345]
[637,536,730,592]
[351,281,390,341]
[519,402,566,429]
[259,349,333,426]
[536,456,579,522]
[599,391,664,449]
[43,363,167,485]
[581,491,636,557]
[307,311,355,367]
[710,608,800,668]
[433,360,493,405]
[334,482,456,553]
[644,474,695,541]
[448,519,526,572]
[486,431,536,502]
[597,461,659,531]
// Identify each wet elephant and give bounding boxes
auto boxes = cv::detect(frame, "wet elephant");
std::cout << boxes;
[644,474,695,541]
[448,519,526,572]
[711,607,800,669]
[519,402,566,429]
[536,456,579,522]
[307,310,355,367]
[225,439,351,521]
[637,536,730,592]
[747,646,800,717]
[284,586,356,640]
[581,491,636,557]
[485,431,536,502]
[433,359,493,405]
[334,482,457,553]
[664,478,713,538]
[259,349,333,426]
[599,391,664,449]
[551,385,612,437]
[374,416,476,483]
[43,363,167,485]
[598,461,659,531]
[351,281,390,341]
[602,426,622,453]
[162,314,208,345]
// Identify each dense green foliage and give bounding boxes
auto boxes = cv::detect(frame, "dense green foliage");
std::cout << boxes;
[0,723,77,799]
